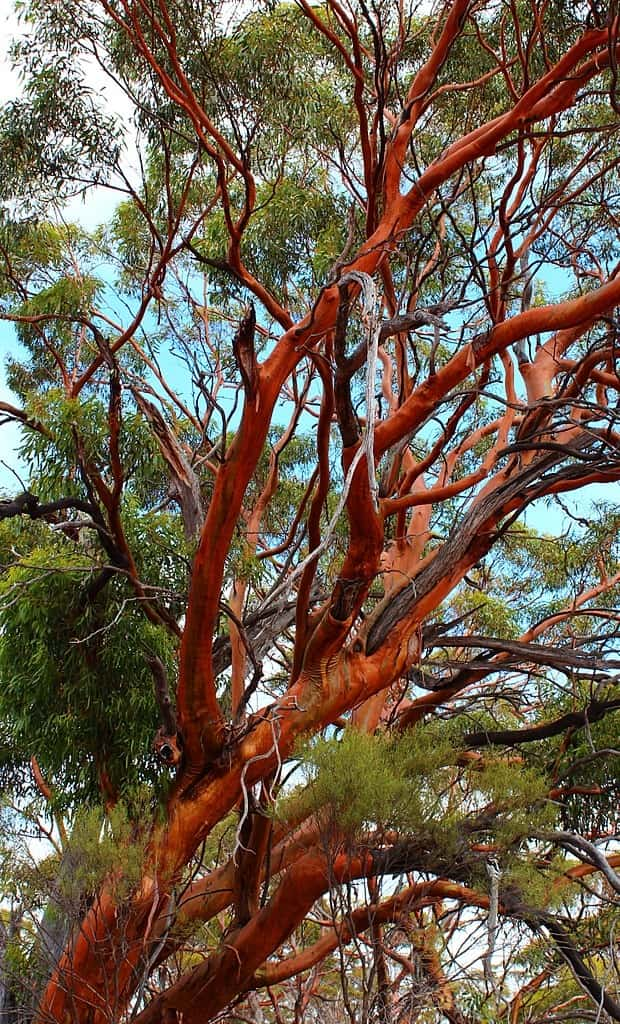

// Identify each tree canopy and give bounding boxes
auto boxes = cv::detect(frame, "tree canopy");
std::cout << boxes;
[0,1,620,1022]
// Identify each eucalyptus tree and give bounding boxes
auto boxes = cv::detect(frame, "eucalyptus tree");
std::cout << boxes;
[0,1,620,1023]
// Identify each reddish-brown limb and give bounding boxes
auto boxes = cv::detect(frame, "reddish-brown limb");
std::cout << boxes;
[133,850,489,1024]
[0,399,52,438]
[396,565,620,732]
[252,883,436,988]
[30,757,68,850]
[384,0,473,203]
[228,382,310,715]
[291,349,334,682]
[233,807,273,929]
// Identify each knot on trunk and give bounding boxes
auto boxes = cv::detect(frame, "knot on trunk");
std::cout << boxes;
[153,727,183,767]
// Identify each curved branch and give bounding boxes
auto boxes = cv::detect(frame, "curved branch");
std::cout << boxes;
[465,700,620,749]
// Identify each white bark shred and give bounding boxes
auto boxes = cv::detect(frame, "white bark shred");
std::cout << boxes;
[484,857,501,994]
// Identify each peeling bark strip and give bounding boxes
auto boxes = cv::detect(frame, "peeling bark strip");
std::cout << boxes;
[334,283,359,447]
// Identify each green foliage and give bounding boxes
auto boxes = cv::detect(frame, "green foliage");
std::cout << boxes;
[0,531,177,806]
[283,720,556,853]
[0,39,119,211]
[473,758,557,848]
[282,724,459,837]
[58,799,149,904]
[18,389,108,488]
[17,273,100,322]
[0,219,72,294]
[448,588,521,639]
[557,704,620,833]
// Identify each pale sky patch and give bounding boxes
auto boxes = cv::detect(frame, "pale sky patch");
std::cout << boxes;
[0,6,24,104]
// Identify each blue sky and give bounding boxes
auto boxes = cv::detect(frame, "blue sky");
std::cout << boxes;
[0,5,22,486]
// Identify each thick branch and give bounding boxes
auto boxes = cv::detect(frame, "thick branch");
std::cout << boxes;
[465,700,620,748]
[538,916,620,1022]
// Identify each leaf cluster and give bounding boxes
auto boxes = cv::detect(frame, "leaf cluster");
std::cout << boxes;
[0,530,177,806]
